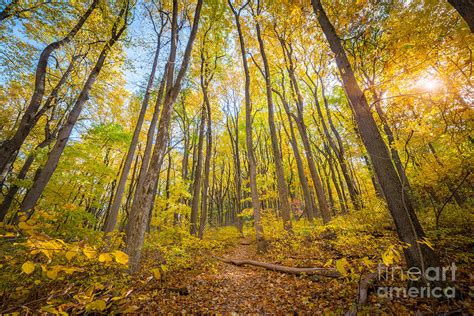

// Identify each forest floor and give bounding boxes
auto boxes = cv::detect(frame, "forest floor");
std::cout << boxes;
[127,239,352,314]
[123,233,472,314]
[1,210,472,314]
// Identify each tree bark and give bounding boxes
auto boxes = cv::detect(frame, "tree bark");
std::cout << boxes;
[448,0,474,32]
[327,149,348,213]
[217,257,341,278]
[199,100,212,239]
[18,2,130,214]
[229,0,265,251]
[198,49,214,239]
[226,109,243,233]
[0,0,99,176]
[319,78,362,209]
[103,29,162,234]
[274,89,316,222]
[134,73,167,207]
[190,107,206,236]
[371,89,412,194]
[279,38,331,223]
[126,0,203,273]
[312,0,439,275]
[255,15,292,231]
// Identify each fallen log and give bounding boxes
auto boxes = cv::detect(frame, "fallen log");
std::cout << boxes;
[216,257,342,278]
[218,256,386,314]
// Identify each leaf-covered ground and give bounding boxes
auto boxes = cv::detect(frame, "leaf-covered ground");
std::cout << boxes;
[126,242,471,314]
[129,241,351,314]
[1,207,472,314]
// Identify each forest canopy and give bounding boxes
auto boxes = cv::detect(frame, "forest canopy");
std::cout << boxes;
[0,0,472,313]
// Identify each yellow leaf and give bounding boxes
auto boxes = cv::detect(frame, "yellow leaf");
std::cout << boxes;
[18,213,27,222]
[86,299,107,311]
[18,221,33,230]
[152,268,161,280]
[113,251,128,265]
[46,269,58,280]
[0,232,15,238]
[99,253,113,263]
[111,296,124,301]
[63,267,82,274]
[22,261,35,275]
[41,306,59,314]
[65,251,77,261]
[417,238,434,250]
[336,258,348,276]
[83,248,96,260]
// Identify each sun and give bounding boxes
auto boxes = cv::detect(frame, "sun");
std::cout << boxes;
[416,77,442,91]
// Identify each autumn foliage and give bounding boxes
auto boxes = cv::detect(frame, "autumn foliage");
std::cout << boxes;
[0,0,473,313]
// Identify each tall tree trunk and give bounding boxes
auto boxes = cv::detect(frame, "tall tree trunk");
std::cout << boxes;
[18,2,130,214]
[0,103,66,221]
[0,0,99,176]
[190,107,206,236]
[126,0,203,273]
[255,16,292,231]
[103,32,162,234]
[327,149,348,213]
[363,155,384,198]
[320,78,362,209]
[322,162,335,215]
[279,38,331,223]
[1,153,37,221]
[199,98,212,239]
[274,89,316,222]
[125,147,141,219]
[371,89,412,194]
[1,54,78,185]
[229,0,265,251]
[448,0,474,32]
[311,0,439,275]
[198,48,214,238]
[226,112,243,233]
[134,73,166,206]
[294,96,331,223]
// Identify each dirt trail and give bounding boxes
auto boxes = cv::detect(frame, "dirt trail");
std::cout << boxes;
[148,239,349,313]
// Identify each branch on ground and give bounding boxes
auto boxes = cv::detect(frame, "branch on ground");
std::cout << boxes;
[215,257,342,278]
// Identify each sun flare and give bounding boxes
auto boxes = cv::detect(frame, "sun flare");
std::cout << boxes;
[416,77,442,91]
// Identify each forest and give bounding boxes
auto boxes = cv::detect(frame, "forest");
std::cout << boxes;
[0,0,472,313]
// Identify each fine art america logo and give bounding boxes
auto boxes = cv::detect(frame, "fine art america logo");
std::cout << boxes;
[376,263,457,299]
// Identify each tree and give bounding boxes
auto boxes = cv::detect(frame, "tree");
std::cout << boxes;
[103,5,167,234]
[228,0,266,251]
[0,0,51,23]
[190,106,206,235]
[448,0,474,32]
[311,0,440,276]
[126,0,203,273]
[273,85,316,221]
[0,0,99,178]
[18,1,131,214]
[277,35,331,223]
[254,2,292,231]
